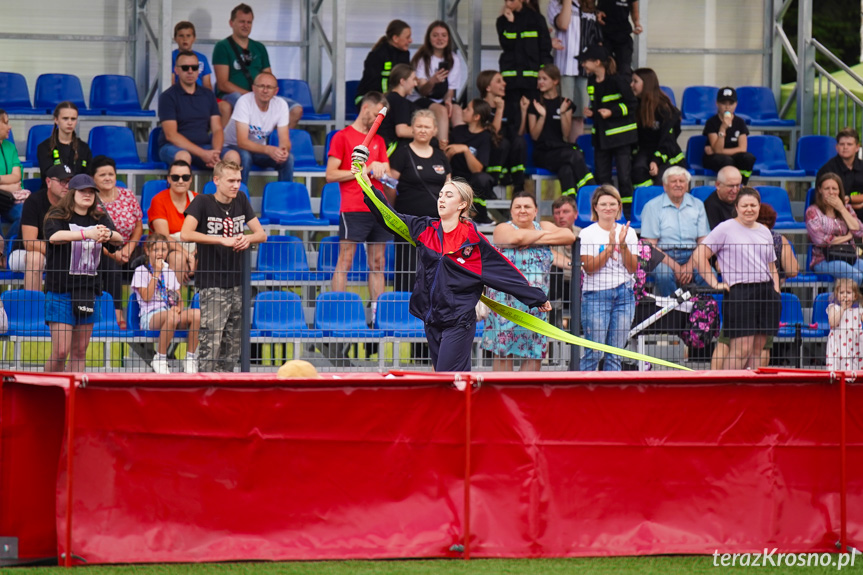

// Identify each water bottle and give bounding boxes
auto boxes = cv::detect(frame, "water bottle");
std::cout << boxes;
[379,174,399,189]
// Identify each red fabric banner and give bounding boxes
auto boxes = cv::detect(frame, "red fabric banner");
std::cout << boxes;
[1,370,860,564]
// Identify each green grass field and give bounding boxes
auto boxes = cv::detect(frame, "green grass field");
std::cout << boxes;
[3,555,861,575]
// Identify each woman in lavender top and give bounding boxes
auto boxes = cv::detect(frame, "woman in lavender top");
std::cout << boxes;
[694,187,780,370]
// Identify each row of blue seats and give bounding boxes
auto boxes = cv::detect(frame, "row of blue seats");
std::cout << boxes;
[0,289,476,342]
[0,72,153,116]
[669,85,793,128]
[0,71,353,122]
[542,133,831,183]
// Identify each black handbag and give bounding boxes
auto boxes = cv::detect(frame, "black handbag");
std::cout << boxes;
[823,243,858,264]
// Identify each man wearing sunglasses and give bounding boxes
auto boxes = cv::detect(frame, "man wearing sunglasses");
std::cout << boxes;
[223,72,293,185]
[147,160,198,284]
[159,51,238,169]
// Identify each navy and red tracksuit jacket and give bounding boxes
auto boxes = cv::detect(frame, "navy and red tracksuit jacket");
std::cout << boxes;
[364,187,547,327]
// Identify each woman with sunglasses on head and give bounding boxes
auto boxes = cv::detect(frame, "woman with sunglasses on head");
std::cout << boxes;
[91,155,143,329]
[37,101,92,185]
[147,160,197,284]
[43,174,122,372]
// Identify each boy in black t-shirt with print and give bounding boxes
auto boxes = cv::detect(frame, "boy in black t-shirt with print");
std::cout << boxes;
[181,160,267,372]
[702,87,756,184]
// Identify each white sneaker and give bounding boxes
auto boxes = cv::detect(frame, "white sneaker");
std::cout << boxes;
[152,354,170,374]
[184,353,198,374]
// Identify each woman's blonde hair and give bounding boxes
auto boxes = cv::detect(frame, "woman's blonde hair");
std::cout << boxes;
[590,185,622,221]
[411,108,437,128]
[833,278,862,308]
[446,177,474,221]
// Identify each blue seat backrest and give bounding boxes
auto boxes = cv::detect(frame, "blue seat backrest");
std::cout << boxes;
[202,180,250,198]
[253,291,308,331]
[735,86,780,120]
[690,185,714,202]
[0,72,33,110]
[256,236,310,273]
[34,73,87,112]
[277,79,315,115]
[748,135,790,170]
[660,85,676,107]
[289,129,319,166]
[795,135,834,174]
[375,291,423,331]
[90,75,143,112]
[88,126,140,163]
[320,182,341,225]
[680,86,719,122]
[686,135,708,171]
[314,291,368,331]
[26,124,55,165]
[262,181,314,221]
[755,186,794,221]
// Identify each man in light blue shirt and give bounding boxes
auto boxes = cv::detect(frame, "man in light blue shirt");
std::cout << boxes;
[640,166,710,296]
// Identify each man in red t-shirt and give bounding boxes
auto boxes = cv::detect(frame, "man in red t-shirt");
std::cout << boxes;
[325,91,392,309]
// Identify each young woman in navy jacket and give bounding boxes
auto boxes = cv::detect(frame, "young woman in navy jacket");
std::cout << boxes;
[352,148,550,372]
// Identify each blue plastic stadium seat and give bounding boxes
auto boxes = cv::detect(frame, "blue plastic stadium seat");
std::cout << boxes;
[320,182,341,225]
[0,72,35,113]
[33,73,96,115]
[89,75,155,116]
[345,80,360,120]
[92,292,131,338]
[261,181,327,226]
[660,85,677,108]
[576,133,595,172]
[776,292,821,338]
[753,185,806,229]
[290,129,326,172]
[276,79,332,121]
[2,290,50,337]
[795,135,834,176]
[26,124,54,167]
[375,291,424,338]
[253,235,324,283]
[140,179,168,223]
[316,235,368,282]
[803,245,836,283]
[574,185,598,228]
[680,86,719,125]
[809,292,832,338]
[324,129,338,160]
[251,291,323,338]
[748,135,806,178]
[146,127,168,170]
[88,126,164,170]
[734,86,795,127]
[314,291,384,338]
[690,185,714,202]
[685,135,716,177]
[804,187,816,211]
[631,186,665,228]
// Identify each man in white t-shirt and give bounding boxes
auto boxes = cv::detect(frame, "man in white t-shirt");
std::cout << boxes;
[223,71,293,184]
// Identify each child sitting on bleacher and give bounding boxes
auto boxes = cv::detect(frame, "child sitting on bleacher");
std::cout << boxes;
[826,278,863,371]
[132,233,200,374]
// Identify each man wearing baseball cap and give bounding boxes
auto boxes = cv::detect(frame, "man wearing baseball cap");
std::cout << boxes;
[701,86,756,184]
[8,163,74,291]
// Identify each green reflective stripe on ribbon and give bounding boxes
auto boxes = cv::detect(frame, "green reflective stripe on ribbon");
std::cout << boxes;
[355,165,412,243]
[521,31,539,38]
[480,295,691,371]
[502,32,517,39]
[606,123,637,136]
[576,173,595,189]
[354,165,688,371]
[601,94,621,102]
[634,179,654,188]
[386,141,398,157]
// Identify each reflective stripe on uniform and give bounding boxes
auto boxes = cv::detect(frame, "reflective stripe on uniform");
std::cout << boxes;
[521,31,539,38]
[601,94,621,102]
[576,173,595,189]
[605,123,637,136]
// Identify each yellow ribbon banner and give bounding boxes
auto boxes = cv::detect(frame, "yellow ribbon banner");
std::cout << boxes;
[353,166,691,371]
